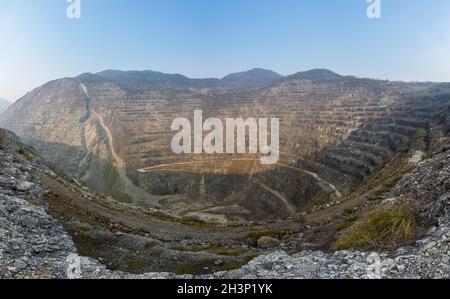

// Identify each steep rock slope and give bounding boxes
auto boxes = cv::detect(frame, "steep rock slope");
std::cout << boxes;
[0,134,176,278]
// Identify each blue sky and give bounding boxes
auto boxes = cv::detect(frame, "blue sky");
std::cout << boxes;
[1,0,450,101]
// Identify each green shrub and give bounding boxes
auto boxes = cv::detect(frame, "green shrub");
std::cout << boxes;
[18,148,34,161]
[334,204,415,250]
[336,216,359,232]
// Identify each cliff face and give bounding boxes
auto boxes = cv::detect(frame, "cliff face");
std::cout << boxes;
[0,70,448,222]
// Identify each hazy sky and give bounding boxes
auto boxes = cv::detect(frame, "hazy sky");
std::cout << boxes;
[1,0,450,101]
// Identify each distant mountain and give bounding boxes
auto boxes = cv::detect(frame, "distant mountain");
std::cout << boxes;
[96,70,220,88]
[220,68,283,87]
[96,68,283,88]
[286,69,343,81]
[0,98,11,114]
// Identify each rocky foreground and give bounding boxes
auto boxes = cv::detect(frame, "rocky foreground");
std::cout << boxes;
[1,128,449,279]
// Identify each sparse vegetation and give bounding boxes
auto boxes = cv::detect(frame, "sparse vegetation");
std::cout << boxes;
[77,229,90,241]
[175,258,216,275]
[149,211,217,228]
[385,176,403,189]
[175,262,194,275]
[18,148,34,161]
[415,128,428,140]
[336,215,359,232]
[116,257,146,273]
[111,189,133,203]
[342,208,354,216]
[334,204,415,250]
[104,163,119,187]
[73,230,98,257]
[144,238,160,249]
[170,243,245,256]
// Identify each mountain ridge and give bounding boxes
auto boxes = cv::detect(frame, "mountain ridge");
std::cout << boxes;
[63,68,349,89]
[9,68,446,104]
[220,68,283,87]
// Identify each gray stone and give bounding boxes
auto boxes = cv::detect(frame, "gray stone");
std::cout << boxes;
[13,260,28,270]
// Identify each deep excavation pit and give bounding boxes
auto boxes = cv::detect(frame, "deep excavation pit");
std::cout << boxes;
[1,69,449,274]
[129,157,336,223]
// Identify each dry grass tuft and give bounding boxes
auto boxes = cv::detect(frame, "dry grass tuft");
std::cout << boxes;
[334,204,415,250]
